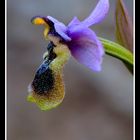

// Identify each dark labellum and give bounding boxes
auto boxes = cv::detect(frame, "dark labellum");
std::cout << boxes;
[32,62,54,95]
[32,42,57,95]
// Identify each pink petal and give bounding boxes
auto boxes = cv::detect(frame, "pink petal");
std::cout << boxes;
[68,28,104,71]
[68,16,80,27]
[71,0,109,32]
[82,0,109,27]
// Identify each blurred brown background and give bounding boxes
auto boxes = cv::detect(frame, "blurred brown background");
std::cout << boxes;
[7,0,133,140]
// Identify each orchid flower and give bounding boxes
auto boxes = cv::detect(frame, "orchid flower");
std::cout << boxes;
[31,0,109,71]
[28,0,133,111]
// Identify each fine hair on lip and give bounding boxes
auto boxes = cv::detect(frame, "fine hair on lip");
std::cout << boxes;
[32,67,54,95]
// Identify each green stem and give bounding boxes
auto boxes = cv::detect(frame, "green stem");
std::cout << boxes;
[99,37,133,73]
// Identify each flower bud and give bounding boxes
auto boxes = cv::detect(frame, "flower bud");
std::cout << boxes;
[115,0,133,52]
